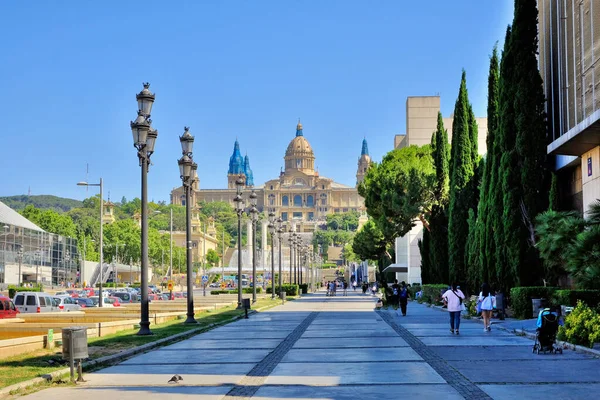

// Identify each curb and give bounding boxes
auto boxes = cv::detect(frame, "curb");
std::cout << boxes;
[414,300,600,358]
[0,301,280,396]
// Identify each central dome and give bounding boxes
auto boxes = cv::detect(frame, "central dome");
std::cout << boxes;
[284,121,315,174]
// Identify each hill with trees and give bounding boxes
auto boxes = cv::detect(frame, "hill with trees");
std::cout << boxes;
[0,195,83,212]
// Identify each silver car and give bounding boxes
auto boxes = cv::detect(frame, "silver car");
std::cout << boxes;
[53,295,82,312]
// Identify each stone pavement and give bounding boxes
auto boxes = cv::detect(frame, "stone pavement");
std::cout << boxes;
[19,291,600,400]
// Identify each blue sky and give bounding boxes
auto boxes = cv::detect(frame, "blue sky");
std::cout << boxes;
[0,1,514,203]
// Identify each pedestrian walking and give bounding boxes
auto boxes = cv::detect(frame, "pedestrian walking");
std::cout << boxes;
[352,281,357,291]
[391,279,400,309]
[326,281,330,296]
[478,283,496,332]
[398,281,409,316]
[442,283,465,335]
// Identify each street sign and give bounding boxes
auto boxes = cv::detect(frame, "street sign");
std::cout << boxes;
[202,275,209,283]
[167,280,174,291]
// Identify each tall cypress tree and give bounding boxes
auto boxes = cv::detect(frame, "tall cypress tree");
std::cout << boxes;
[448,71,476,286]
[512,0,549,285]
[429,112,450,283]
[479,46,500,287]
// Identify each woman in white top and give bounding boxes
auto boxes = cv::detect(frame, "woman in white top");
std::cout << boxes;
[442,283,465,335]
[478,283,496,332]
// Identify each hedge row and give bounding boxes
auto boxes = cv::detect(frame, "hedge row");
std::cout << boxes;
[209,287,263,295]
[509,287,559,319]
[266,284,299,296]
[510,287,600,319]
[408,284,421,299]
[8,285,43,299]
[552,290,600,309]
[96,283,127,288]
[421,284,448,305]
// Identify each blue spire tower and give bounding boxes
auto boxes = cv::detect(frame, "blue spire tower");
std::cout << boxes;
[356,137,372,186]
[228,139,246,188]
[243,154,254,187]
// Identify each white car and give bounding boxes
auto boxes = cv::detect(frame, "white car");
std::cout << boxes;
[13,292,57,313]
[53,295,82,312]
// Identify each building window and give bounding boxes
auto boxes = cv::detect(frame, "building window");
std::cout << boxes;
[281,212,288,221]
[268,194,275,206]
[335,208,340,213]
[270,185,273,190]
[180,195,186,206]
[343,208,348,212]
[322,185,325,190]
[308,212,314,221]
[282,195,289,206]
[293,212,303,220]
[306,195,314,207]
[294,195,302,207]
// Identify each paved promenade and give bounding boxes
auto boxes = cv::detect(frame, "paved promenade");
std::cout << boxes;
[20,291,600,400]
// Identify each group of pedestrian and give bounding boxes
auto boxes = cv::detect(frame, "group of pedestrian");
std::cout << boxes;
[389,279,409,316]
[325,281,336,296]
[442,282,497,334]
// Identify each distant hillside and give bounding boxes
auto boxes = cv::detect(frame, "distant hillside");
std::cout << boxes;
[0,195,83,213]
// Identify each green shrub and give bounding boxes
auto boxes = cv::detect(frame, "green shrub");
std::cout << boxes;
[557,301,600,348]
[8,285,43,298]
[552,290,600,308]
[266,284,299,296]
[299,284,308,294]
[210,290,230,295]
[509,286,558,319]
[97,282,126,288]
[242,287,262,294]
[422,284,448,305]
[408,284,421,299]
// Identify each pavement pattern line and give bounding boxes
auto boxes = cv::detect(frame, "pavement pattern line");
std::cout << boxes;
[224,311,319,399]
[379,311,492,400]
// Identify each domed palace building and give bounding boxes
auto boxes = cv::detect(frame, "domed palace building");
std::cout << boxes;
[170,121,371,232]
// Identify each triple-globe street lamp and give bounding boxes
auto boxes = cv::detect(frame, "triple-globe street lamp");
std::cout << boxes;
[248,190,259,304]
[267,212,276,300]
[130,82,157,335]
[233,175,246,308]
[178,127,198,324]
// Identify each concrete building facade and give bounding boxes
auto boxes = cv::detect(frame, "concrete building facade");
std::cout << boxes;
[539,0,600,217]
[388,96,488,284]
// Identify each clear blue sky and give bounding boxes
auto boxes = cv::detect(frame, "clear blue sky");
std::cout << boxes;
[0,1,514,203]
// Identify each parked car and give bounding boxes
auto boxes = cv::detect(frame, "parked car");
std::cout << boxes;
[54,291,67,296]
[75,298,97,308]
[209,283,219,288]
[160,293,173,300]
[104,297,121,307]
[0,295,19,319]
[53,295,82,312]
[65,289,80,298]
[13,292,57,313]
[148,285,161,294]
[111,291,138,303]
[148,294,159,301]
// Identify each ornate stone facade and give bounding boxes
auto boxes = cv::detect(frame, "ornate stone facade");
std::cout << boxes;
[170,122,370,232]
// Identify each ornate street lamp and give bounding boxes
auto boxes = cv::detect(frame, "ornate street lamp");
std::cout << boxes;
[248,190,259,304]
[277,218,284,299]
[17,246,23,286]
[130,82,157,336]
[288,233,294,284]
[178,127,198,324]
[267,212,276,300]
[233,175,245,308]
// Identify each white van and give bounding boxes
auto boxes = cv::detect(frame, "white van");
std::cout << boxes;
[13,292,57,313]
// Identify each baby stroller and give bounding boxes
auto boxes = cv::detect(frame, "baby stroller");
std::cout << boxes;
[532,308,563,354]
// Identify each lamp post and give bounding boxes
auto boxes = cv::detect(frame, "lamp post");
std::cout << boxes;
[131,82,157,335]
[277,218,283,298]
[17,246,23,286]
[178,126,198,324]
[77,179,104,307]
[248,191,258,304]
[288,233,293,284]
[233,175,245,308]
[268,212,276,300]
[2,225,8,284]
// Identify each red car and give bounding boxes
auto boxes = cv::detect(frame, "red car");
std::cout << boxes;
[0,296,19,319]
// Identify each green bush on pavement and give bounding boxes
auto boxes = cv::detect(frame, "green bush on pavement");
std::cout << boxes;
[209,287,262,295]
[97,282,126,288]
[421,284,448,305]
[408,284,421,299]
[266,284,299,296]
[552,290,600,308]
[8,285,43,298]
[557,301,600,348]
[510,286,558,319]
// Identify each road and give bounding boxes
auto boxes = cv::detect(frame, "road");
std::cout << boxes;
[18,290,600,399]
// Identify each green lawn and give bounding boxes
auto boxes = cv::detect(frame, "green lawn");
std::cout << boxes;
[0,297,282,389]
